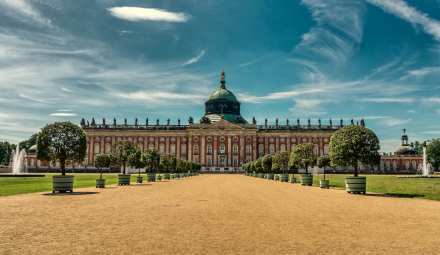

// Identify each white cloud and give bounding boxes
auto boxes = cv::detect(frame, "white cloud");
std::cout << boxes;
[423,97,440,104]
[49,112,77,117]
[108,7,190,23]
[401,66,440,80]
[238,88,324,103]
[360,97,415,103]
[182,50,206,66]
[115,91,205,105]
[367,0,440,42]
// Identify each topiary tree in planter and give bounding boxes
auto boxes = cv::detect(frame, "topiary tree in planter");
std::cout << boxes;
[161,155,173,180]
[128,148,145,184]
[37,122,87,193]
[317,155,331,189]
[288,152,299,183]
[291,143,316,186]
[95,154,111,188]
[112,141,136,185]
[272,151,289,182]
[427,139,440,172]
[254,157,264,178]
[329,125,380,194]
[143,149,160,182]
[262,154,273,180]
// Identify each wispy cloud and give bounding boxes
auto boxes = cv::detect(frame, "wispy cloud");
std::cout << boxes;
[108,7,190,23]
[182,50,206,66]
[367,0,440,42]
[238,88,325,103]
[360,97,415,103]
[49,112,77,117]
[295,0,366,64]
[115,91,205,105]
[401,66,440,80]
[0,0,52,27]
[380,117,411,127]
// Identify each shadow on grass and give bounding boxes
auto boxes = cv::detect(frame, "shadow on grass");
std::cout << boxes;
[364,193,425,199]
[43,191,99,196]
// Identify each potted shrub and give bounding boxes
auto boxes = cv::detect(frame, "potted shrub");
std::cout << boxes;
[37,122,87,193]
[317,155,330,189]
[272,151,289,182]
[143,149,160,182]
[288,155,298,183]
[329,125,380,194]
[128,149,145,184]
[95,154,111,188]
[291,143,316,186]
[255,157,264,178]
[176,159,185,179]
[262,155,273,180]
[112,141,136,186]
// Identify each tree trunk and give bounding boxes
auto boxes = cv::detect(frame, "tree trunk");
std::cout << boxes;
[99,168,103,179]
[60,158,66,176]
[323,166,326,180]
[354,162,359,177]
[123,162,126,175]
[305,164,308,174]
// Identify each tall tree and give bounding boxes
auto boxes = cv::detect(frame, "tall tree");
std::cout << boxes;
[37,122,87,176]
[427,139,440,171]
[111,141,136,175]
[0,141,14,166]
[128,148,145,176]
[329,125,380,177]
[290,143,316,174]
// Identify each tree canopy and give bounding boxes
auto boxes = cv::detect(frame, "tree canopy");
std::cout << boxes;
[262,154,272,173]
[427,139,440,171]
[0,141,15,166]
[111,141,136,174]
[37,122,87,175]
[290,143,316,174]
[272,151,289,173]
[329,125,380,176]
[143,149,160,173]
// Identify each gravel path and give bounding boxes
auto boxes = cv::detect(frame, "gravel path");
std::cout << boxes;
[1,175,439,255]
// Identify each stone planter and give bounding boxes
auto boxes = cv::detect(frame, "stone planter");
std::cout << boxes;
[52,175,74,193]
[257,173,264,178]
[118,174,131,186]
[163,173,170,180]
[156,174,162,181]
[147,173,156,182]
[179,173,185,178]
[289,176,297,183]
[320,179,330,189]
[266,173,274,180]
[300,174,313,186]
[96,178,105,188]
[170,174,175,179]
[274,174,280,181]
[280,174,289,182]
[345,176,366,194]
[136,176,143,184]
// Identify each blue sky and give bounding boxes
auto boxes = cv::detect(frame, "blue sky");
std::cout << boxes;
[0,0,439,152]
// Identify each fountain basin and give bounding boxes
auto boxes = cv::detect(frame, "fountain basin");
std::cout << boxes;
[0,174,45,177]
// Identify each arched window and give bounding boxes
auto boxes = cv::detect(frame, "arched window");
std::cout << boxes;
[105,143,112,154]
[269,144,275,154]
[258,144,264,156]
[219,144,226,154]
[94,143,100,154]
[170,144,176,155]
[280,144,286,152]
[159,144,165,154]
[232,144,238,154]
[207,144,212,155]
[246,145,252,154]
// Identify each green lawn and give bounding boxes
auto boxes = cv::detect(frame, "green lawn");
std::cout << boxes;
[310,174,440,201]
[0,174,144,196]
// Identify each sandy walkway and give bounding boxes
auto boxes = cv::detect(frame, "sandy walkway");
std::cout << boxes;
[0,175,439,255]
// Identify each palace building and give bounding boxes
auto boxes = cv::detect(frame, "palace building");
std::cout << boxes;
[77,71,359,172]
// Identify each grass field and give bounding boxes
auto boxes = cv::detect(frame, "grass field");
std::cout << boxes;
[0,174,141,196]
[310,174,440,201]
[1,173,440,201]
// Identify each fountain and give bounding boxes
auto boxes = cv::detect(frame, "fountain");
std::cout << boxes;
[422,146,431,177]
[11,146,27,174]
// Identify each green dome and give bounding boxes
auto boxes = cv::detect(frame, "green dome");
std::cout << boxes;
[208,87,238,102]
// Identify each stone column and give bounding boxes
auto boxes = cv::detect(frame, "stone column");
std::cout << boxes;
[253,136,257,160]
[89,136,94,164]
[227,136,232,166]
[166,136,170,154]
[275,136,280,153]
[177,136,181,159]
[264,136,269,154]
[100,136,105,155]
[188,135,192,161]
[213,136,218,166]
[239,135,245,165]
[201,136,206,165]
